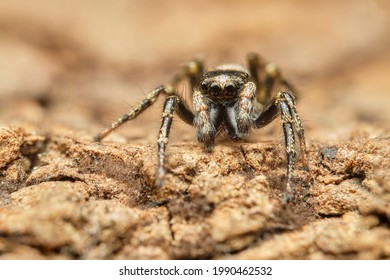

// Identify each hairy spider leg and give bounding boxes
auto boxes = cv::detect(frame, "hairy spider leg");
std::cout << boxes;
[94,85,168,142]
[234,81,257,139]
[94,58,205,142]
[155,58,207,186]
[254,91,307,199]
[276,93,297,198]
[259,64,308,169]
[281,92,308,168]
[247,53,265,103]
[171,55,204,88]
[248,53,308,190]
[171,57,205,126]
[247,53,299,106]
[155,58,205,186]
[193,90,217,152]
[156,96,177,187]
[94,58,206,188]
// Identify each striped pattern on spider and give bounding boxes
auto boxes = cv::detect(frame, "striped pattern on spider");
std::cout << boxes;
[94,53,308,199]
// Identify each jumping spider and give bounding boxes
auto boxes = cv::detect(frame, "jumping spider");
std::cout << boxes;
[95,53,308,197]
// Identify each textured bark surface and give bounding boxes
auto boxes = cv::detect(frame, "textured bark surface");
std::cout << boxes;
[1,0,390,259]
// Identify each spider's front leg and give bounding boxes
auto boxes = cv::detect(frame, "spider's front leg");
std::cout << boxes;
[254,91,308,200]
[193,91,219,152]
[155,96,177,187]
[235,82,257,138]
[94,85,168,142]
[94,56,204,142]
[222,82,257,140]
[94,57,204,188]
[156,93,197,187]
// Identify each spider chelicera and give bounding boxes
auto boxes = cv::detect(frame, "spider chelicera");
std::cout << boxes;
[94,53,308,196]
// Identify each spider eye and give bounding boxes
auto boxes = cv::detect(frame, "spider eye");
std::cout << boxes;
[210,83,221,94]
[225,83,236,93]
[200,82,208,91]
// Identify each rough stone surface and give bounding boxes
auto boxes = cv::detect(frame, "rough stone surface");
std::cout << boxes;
[1,0,390,259]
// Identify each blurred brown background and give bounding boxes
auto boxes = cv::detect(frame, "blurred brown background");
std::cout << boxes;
[0,0,389,144]
[1,0,390,261]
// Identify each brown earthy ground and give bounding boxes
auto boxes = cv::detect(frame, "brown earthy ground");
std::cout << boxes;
[0,0,390,259]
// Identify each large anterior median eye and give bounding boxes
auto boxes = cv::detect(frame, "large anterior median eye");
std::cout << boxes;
[225,82,236,93]
[210,83,221,94]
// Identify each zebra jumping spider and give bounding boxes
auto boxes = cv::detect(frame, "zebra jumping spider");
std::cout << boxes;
[95,53,308,197]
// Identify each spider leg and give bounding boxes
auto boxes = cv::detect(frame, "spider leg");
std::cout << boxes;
[156,84,202,187]
[94,57,204,142]
[237,82,257,136]
[263,63,299,102]
[193,90,220,152]
[171,56,205,127]
[156,96,177,187]
[94,57,205,188]
[171,55,204,88]
[225,81,257,140]
[281,91,308,168]
[94,85,169,141]
[254,91,308,197]
[247,53,265,103]
[247,53,299,106]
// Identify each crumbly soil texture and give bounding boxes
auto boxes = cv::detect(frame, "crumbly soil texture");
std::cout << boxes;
[0,0,390,259]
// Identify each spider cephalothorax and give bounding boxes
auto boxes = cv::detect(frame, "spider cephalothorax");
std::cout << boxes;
[95,53,308,198]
